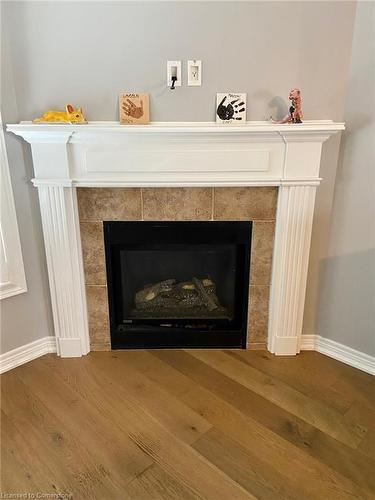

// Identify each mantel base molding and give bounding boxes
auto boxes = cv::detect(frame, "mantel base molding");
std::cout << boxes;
[37,185,90,357]
[271,336,299,356]
[268,184,317,355]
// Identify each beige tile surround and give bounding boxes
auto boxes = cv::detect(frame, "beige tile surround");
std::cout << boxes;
[78,187,277,351]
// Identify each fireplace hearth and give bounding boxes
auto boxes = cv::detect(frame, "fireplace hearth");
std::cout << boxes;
[104,221,252,349]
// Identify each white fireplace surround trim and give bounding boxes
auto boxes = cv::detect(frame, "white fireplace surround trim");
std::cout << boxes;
[7,120,344,357]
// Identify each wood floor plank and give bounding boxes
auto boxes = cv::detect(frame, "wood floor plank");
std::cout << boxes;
[344,398,375,436]
[7,362,154,495]
[2,349,374,499]
[228,350,354,414]
[331,360,375,408]
[193,427,307,500]
[231,350,375,439]
[118,349,196,397]
[42,352,212,446]
[151,350,375,497]
[233,350,375,447]
[125,463,201,500]
[1,411,59,495]
[1,370,133,499]
[357,429,375,460]
[183,384,375,499]
[189,350,367,449]
[16,356,255,499]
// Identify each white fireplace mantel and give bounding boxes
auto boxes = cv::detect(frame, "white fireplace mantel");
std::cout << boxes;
[7,120,344,357]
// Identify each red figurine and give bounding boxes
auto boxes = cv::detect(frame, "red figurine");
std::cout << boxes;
[272,88,303,124]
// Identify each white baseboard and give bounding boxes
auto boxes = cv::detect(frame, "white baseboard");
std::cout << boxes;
[299,334,316,350]
[300,334,375,375]
[0,336,57,374]
[1,333,373,376]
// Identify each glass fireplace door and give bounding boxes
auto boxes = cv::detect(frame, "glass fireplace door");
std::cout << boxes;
[104,221,251,349]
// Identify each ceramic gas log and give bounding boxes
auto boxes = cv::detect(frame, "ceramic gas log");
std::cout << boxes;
[133,277,230,319]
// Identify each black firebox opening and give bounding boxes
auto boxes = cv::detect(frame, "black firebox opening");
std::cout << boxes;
[104,221,252,349]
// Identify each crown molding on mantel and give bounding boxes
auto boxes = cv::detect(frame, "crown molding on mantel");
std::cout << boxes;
[7,119,344,358]
[7,120,345,143]
[8,119,345,131]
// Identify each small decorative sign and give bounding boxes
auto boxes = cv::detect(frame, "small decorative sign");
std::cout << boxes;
[216,93,246,124]
[119,93,150,125]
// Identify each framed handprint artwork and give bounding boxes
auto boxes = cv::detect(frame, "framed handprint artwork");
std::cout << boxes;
[216,93,246,124]
[119,93,150,124]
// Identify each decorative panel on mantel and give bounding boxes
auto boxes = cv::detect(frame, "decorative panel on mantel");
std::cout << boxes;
[77,186,277,351]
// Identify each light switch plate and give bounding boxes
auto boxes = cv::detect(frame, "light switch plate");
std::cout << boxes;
[167,61,182,87]
[187,60,202,86]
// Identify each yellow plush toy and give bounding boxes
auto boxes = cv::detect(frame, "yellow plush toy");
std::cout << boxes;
[33,104,87,124]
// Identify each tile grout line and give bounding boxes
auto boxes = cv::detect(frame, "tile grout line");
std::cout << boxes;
[78,218,280,223]
[80,219,103,223]
[140,188,144,221]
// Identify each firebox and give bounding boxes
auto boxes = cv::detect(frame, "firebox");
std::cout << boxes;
[104,221,252,349]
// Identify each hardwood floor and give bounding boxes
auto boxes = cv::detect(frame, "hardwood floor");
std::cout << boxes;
[1,350,374,499]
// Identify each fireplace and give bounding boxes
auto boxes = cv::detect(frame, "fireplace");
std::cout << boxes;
[7,120,344,356]
[104,221,252,349]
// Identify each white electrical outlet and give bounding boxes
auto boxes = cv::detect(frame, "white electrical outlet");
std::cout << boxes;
[187,60,202,86]
[167,61,181,87]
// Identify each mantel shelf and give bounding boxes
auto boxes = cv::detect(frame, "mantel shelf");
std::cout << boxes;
[7,119,345,136]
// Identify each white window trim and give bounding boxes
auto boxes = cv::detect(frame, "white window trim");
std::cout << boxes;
[0,115,27,299]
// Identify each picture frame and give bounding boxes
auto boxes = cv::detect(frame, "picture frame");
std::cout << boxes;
[119,93,150,125]
[216,93,246,124]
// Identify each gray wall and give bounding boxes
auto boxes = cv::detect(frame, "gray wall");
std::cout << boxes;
[317,1,375,355]
[4,1,355,122]
[1,14,54,353]
[1,1,358,354]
